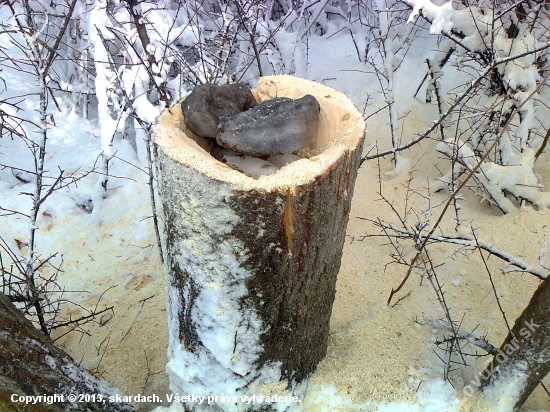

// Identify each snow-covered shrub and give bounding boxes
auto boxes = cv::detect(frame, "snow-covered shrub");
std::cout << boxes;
[373,0,550,213]
[360,3,550,410]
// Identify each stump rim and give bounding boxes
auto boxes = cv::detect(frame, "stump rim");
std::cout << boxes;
[153,75,365,192]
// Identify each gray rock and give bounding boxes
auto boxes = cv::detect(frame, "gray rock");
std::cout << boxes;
[181,83,257,138]
[210,142,240,162]
[216,94,320,157]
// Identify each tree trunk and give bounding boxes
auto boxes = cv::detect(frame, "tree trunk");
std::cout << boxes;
[153,75,365,407]
[479,276,550,411]
[0,292,135,412]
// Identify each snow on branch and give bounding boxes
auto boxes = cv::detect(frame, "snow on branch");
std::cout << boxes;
[360,216,548,279]
[427,318,498,355]
[403,0,454,34]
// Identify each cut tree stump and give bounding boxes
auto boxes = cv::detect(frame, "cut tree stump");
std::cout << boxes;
[0,292,134,412]
[153,75,365,406]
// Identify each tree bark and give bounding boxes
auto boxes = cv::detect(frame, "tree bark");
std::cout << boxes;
[479,276,550,411]
[153,76,365,407]
[0,292,135,412]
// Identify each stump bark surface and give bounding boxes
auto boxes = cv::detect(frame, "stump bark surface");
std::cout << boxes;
[0,292,134,412]
[153,76,365,403]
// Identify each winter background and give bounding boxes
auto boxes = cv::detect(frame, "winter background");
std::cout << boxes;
[1,0,550,411]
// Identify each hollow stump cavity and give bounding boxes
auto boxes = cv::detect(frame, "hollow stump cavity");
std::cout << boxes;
[153,76,365,406]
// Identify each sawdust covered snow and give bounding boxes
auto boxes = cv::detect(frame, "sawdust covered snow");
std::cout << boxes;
[49,123,550,411]
[46,35,550,412]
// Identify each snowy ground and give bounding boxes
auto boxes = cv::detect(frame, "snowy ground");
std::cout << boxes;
[1,7,550,412]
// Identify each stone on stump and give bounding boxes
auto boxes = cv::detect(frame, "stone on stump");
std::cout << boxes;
[181,83,257,138]
[217,94,320,157]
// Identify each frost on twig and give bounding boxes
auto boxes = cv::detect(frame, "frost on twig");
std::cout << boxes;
[427,318,497,355]
[435,140,550,214]
[363,1,550,219]
[366,0,417,172]
[360,216,548,279]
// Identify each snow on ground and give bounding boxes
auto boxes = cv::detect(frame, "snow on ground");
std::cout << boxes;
[1,9,550,412]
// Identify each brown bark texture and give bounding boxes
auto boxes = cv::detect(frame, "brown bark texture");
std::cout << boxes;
[480,276,550,411]
[153,75,365,402]
[0,292,135,412]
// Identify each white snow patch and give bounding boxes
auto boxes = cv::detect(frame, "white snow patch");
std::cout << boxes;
[44,355,56,370]
[404,0,454,34]
[159,158,284,410]
[223,155,280,179]
[482,366,528,412]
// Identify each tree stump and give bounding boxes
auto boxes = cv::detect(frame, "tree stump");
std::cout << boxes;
[0,292,134,412]
[153,76,365,405]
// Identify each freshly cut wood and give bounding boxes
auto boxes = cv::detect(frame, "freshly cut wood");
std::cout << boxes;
[0,292,134,412]
[153,75,365,404]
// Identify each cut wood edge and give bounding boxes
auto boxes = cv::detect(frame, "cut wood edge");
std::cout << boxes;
[153,75,366,192]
